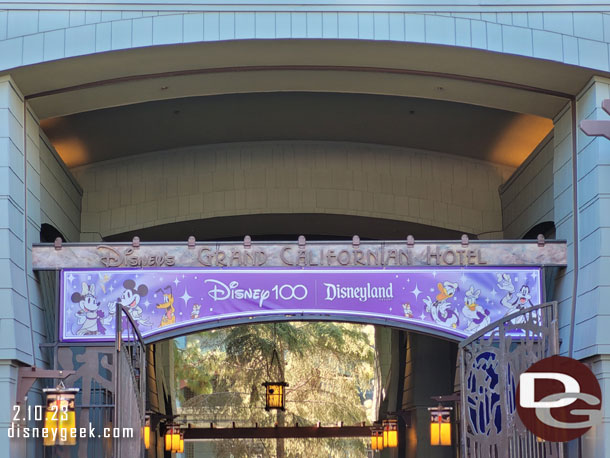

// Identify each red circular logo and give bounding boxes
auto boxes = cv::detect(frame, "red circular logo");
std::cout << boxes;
[516,355,602,442]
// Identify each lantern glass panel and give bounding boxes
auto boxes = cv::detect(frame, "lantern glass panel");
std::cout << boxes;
[388,430,398,447]
[430,412,452,446]
[172,432,181,452]
[440,422,451,446]
[430,421,440,446]
[376,434,384,450]
[143,425,150,449]
[164,431,172,451]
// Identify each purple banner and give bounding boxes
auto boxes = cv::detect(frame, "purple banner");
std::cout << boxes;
[59,267,542,342]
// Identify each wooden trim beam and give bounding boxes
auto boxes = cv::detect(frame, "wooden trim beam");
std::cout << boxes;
[183,425,371,440]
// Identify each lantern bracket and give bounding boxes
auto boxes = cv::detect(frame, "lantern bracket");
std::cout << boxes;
[17,366,75,404]
[386,410,412,428]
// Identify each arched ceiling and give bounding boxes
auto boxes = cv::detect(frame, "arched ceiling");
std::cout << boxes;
[42,91,552,168]
[4,39,595,169]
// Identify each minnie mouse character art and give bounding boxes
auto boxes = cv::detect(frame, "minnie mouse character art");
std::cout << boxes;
[72,282,114,336]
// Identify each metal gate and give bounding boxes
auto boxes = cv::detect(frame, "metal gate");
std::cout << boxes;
[114,306,147,458]
[459,302,562,458]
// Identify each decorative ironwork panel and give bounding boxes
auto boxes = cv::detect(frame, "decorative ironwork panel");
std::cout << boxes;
[459,302,562,458]
[56,346,115,458]
[114,306,146,458]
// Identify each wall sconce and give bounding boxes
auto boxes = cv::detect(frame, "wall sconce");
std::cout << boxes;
[165,424,182,452]
[428,405,453,446]
[164,426,173,452]
[142,416,150,450]
[370,424,384,451]
[382,419,398,448]
[42,383,79,447]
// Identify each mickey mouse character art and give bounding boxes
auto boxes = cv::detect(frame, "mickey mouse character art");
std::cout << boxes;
[110,279,152,327]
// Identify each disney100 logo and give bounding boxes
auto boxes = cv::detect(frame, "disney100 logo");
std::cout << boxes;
[204,279,308,308]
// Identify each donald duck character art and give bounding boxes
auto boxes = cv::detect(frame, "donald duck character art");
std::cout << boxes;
[423,281,460,329]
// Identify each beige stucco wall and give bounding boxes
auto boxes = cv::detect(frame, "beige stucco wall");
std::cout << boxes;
[71,141,515,241]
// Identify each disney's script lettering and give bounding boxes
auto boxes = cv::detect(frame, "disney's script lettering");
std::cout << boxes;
[97,245,175,268]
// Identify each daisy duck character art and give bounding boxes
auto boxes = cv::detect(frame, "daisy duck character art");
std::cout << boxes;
[72,282,115,336]
[402,303,414,318]
[461,285,491,333]
[110,279,152,327]
[423,281,460,329]
[496,273,534,323]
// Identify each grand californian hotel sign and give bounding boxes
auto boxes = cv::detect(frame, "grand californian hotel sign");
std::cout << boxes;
[32,237,566,343]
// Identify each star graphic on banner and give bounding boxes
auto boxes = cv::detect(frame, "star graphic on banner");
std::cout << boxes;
[514,276,519,282]
[460,273,467,283]
[109,285,114,292]
[490,288,497,297]
[453,297,457,301]
[531,271,538,279]
[407,278,410,282]
[429,288,435,293]
[87,275,92,281]
[419,312,426,320]
[432,271,437,277]
[389,307,393,312]
[182,274,185,279]
[144,300,150,308]
[173,277,180,287]
[136,274,139,278]
[159,277,163,281]
[67,273,75,283]
[210,307,214,311]
[180,289,192,305]
[485,297,490,304]
[411,285,422,299]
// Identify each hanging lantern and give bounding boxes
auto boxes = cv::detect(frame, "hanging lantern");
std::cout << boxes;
[429,405,452,446]
[371,425,384,451]
[43,384,79,447]
[263,327,289,412]
[262,381,288,411]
